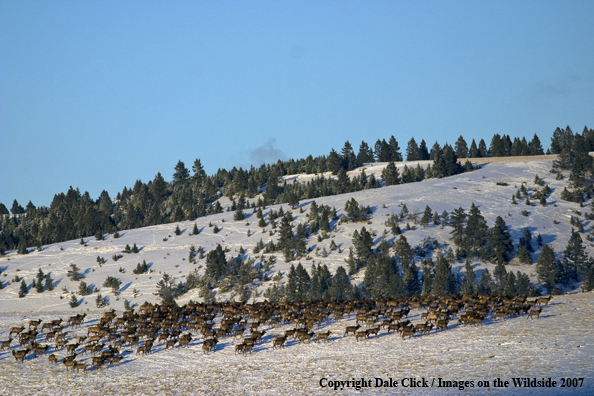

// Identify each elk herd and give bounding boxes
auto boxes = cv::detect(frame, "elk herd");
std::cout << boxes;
[0,293,551,372]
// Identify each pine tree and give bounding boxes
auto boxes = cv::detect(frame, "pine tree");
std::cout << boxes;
[460,259,476,295]
[44,274,54,291]
[388,136,404,161]
[431,255,457,296]
[465,203,488,254]
[406,138,421,161]
[489,216,514,264]
[449,207,467,247]
[478,139,489,157]
[478,268,495,294]
[455,135,469,158]
[493,261,507,292]
[419,139,430,160]
[357,141,375,166]
[155,273,178,306]
[504,271,517,296]
[69,295,79,308]
[564,229,587,281]
[174,225,181,236]
[536,244,559,293]
[192,223,199,235]
[329,266,353,300]
[18,279,27,297]
[402,260,421,297]
[381,162,401,185]
[469,139,479,158]
[205,244,228,280]
[67,264,83,281]
[172,160,190,185]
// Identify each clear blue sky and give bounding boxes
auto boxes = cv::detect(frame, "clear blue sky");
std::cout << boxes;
[1,1,593,208]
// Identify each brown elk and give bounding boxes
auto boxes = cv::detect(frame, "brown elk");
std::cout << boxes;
[355,331,367,342]
[401,327,416,339]
[0,338,12,351]
[165,339,177,349]
[536,296,552,306]
[179,334,192,347]
[48,353,58,364]
[92,356,105,370]
[63,359,77,371]
[9,326,25,336]
[298,331,314,344]
[527,307,543,319]
[344,325,361,337]
[316,331,331,342]
[12,347,30,362]
[75,363,87,373]
[66,343,80,354]
[202,338,218,354]
[273,336,287,349]
[365,327,380,338]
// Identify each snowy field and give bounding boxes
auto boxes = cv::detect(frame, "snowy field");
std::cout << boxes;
[0,291,593,395]
[1,158,593,394]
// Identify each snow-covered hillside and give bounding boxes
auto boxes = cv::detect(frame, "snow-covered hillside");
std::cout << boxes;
[1,158,593,395]
[0,159,588,313]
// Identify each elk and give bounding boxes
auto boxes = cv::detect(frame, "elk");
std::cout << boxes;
[75,363,87,373]
[92,356,105,370]
[165,339,177,349]
[12,348,30,362]
[273,336,287,349]
[344,325,361,337]
[401,327,416,339]
[0,338,12,351]
[298,331,314,344]
[63,359,77,371]
[316,331,331,343]
[365,327,380,338]
[66,343,80,354]
[48,353,58,364]
[179,334,192,348]
[527,307,543,319]
[355,331,367,342]
[9,326,25,336]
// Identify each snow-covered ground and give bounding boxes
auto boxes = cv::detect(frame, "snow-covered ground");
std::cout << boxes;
[0,291,592,395]
[1,158,593,394]
[0,159,588,313]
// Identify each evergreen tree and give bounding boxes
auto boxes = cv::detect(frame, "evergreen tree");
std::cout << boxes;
[469,139,479,157]
[488,216,514,263]
[478,139,488,157]
[285,263,311,302]
[490,134,504,157]
[402,260,421,297]
[418,139,430,160]
[449,207,467,246]
[478,268,495,294]
[205,244,228,280]
[155,273,178,306]
[515,271,533,296]
[536,244,559,293]
[69,295,79,307]
[19,279,28,297]
[329,266,353,300]
[352,227,374,266]
[341,141,357,171]
[381,162,401,186]
[357,141,375,166]
[0,202,9,215]
[493,261,507,292]
[78,281,93,295]
[406,138,421,161]
[455,135,469,158]
[388,136,403,161]
[528,134,544,155]
[465,203,488,254]
[44,274,54,291]
[504,271,517,296]
[431,255,457,296]
[564,229,587,281]
[67,263,83,281]
[327,149,343,174]
[11,199,24,215]
[192,223,199,235]
[460,259,476,295]
[442,144,461,176]
[172,160,190,185]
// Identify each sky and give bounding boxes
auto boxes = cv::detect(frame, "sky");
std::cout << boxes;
[1,0,593,208]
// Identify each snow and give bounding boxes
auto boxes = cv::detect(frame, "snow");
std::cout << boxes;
[1,158,593,394]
